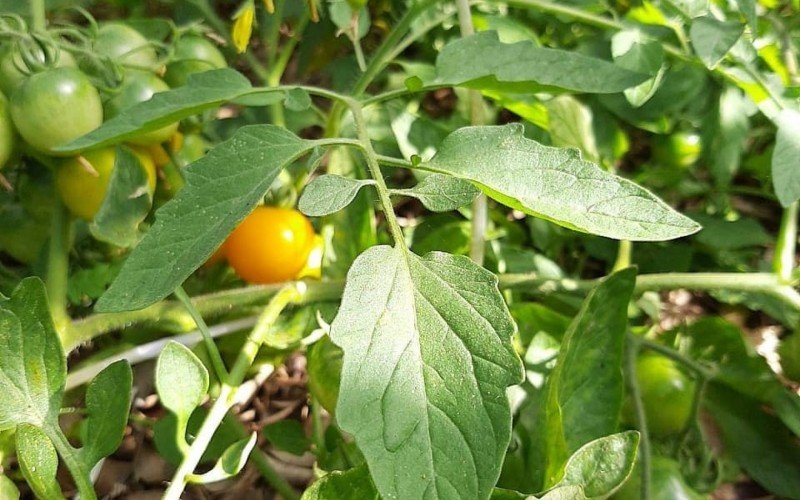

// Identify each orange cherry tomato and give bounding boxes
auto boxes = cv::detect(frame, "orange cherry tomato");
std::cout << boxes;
[225,206,316,284]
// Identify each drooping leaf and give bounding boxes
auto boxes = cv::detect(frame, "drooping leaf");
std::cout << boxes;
[81,360,133,467]
[611,30,666,107]
[55,69,254,153]
[16,424,63,500]
[0,278,65,431]
[424,124,701,241]
[690,16,744,69]
[537,269,637,488]
[705,384,800,498]
[263,420,310,456]
[771,109,800,207]
[188,433,257,484]
[156,342,209,420]
[556,431,639,498]
[89,146,153,247]
[96,126,314,312]
[391,174,480,212]
[299,175,376,217]
[433,31,649,94]
[302,465,379,500]
[330,246,523,500]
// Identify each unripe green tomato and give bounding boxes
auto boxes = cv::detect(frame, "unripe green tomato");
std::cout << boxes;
[652,132,701,169]
[614,457,705,500]
[306,336,343,415]
[105,70,178,145]
[56,147,156,221]
[0,44,77,97]
[778,333,800,382]
[163,35,226,88]
[10,67,103,156]
[0,92,14,169]
[94,23,157,68]
[624,353,695,437]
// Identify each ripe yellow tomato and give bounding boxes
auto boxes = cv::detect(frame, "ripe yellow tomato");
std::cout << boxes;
[56,147,156,221]
[225,206,316,284]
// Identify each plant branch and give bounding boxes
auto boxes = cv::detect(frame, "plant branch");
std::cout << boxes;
[174,286,229,382]
[30,0,46,31]
[45,427,97,500]
[624,336,651,500]
[48,203,71,339]
[775,202,798,283]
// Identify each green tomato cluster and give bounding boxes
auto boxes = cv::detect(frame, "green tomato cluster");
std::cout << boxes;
[0,24,227,221]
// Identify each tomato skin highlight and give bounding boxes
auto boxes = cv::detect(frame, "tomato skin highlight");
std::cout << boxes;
[0,92,14,169]
[55,147,156,221]
[94,23,157,68]
[10,67,103,156]
[225,206,316,284]
[652,132,702,169]
[625,353,696,437]
[163,36,226,88]
[105,70,178,145]
[0,44,76,97]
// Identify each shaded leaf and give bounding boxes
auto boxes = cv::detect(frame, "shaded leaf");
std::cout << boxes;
[772,109,800,207]
[424,124,701,241]
[16,424,63,500]
[0,278,65,430]
[690,16,743,69]
[284,88,312,111]
[433,31,648,94]
[391,174,479,212]
[89,146,153,247]
[263,420,310,456]
[56,69,254,153]
[156,342,209,419]
[96,126,313,312]
[299,175,375,217]
[330,246,523,500]
[611,30,666,107]
[302,464,379,500]
[544,96,599,163]
[81,360,133,467]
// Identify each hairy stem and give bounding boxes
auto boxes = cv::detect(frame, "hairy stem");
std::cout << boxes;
[47,203,71,339]
[45,427,96,500]
[624,336,651,500]
[174,286,229,382]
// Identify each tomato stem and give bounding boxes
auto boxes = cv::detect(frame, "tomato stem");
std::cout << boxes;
[30,0,46,31]
[624,337,651,500]
[774,202,798,283]
[47,202,72,339]
[173,286,230,382]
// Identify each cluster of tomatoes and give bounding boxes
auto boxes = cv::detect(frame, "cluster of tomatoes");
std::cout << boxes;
[0,20,318,285]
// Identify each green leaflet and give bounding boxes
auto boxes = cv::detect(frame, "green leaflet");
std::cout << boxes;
[771,109,800,207]
[55,69,254,153]
[302,465,379,499]
[555,432,639,498]
[424,124,701,241]
[689,16,744,69]
[330,246,523,500]
[16,424,63,500]
[390,174,480,212]
[538,269,637,487]
[299,174,376,217]
[89,146,153,247]
[432,31,650,94]
[81,361,133,467]
[96,125,314,312]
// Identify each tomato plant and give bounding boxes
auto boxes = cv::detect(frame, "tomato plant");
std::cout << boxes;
[1,0,800,499]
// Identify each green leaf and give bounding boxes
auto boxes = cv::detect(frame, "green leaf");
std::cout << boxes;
[188,433,257,484]
[391,174,480,212]
[263,420,310,456]
[55,69,253,153]
[556,431,639,498]
[89,146,153,247]
[544,96,600,163]
[424,124,701,241]
[0,474,19,500]
[705,383,800,498]
[0,278,65,430]
[299,175,376,217]
[16,424,64,500]
[433,31,648,94]
[81,360,133,467]
[284,87,312,111]
[96,125,313,312]
[156,342,209,420]
[734,0,756,32]
[538,269,637,487]
[689,16,744,69]
[330,246,523,500]
[611,30,666,107]
[302,465,379,500]
[772,109,800,207]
